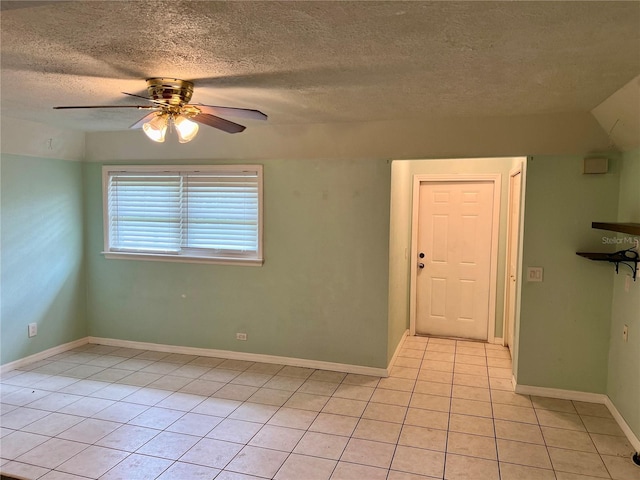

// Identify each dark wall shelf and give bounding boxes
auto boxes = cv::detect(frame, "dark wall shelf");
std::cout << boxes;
[578,222,640,280]
[592,222,640,236]
[577,250,638,281]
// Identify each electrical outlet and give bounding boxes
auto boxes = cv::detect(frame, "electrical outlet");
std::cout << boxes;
[623,325,628,343]
[236,333,247,341]
[28,323,37,338]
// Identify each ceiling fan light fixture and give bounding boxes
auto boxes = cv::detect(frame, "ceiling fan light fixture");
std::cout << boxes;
[142,113,168,143]
[174,115,199,143]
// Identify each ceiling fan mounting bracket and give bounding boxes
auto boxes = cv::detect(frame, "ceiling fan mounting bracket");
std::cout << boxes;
[146,77,194,106]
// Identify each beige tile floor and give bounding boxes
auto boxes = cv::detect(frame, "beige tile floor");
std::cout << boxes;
[1,336,638,479]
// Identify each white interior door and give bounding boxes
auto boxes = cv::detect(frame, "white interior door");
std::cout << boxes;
[415,181,495,340]
[504,170,522,354]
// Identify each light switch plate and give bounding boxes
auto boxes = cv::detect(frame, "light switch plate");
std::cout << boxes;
[527,267,544,282]
[28,323,37,337]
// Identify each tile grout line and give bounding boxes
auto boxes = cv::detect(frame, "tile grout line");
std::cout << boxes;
[215,345,395,479]
[212,360,395,478]
[268,367,350,480]
[7,349,277,478]
[440,338,458,480]
[532,403,567,480]
[572,400,614,480]
[217,364,323,479]
[379,335,409,480]
[486,342,504,480]
[53,358,200,480]
[14,345,364,478]
[383,335,427,480]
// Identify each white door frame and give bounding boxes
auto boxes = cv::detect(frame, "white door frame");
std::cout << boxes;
[409,173,502,342]
[503,165,523,351]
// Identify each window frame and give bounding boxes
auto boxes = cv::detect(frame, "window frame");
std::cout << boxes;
[102,164,263,266]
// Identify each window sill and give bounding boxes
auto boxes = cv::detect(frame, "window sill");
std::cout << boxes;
[102,251,263,266]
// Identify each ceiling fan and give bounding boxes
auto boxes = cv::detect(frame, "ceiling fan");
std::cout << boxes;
[53,77,268,143]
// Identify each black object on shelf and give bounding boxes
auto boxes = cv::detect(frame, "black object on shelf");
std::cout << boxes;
[577,248,638,281]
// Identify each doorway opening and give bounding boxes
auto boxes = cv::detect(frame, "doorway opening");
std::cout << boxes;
[409,174,501,341]
[387,157,526,357]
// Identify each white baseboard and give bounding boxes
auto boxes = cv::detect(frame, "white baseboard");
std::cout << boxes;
[0,337,90,375]
[605,396,640,452]
[386,329,409,375]
[515,382,640,452]
[514,383,608,404]
[88,337,388,378]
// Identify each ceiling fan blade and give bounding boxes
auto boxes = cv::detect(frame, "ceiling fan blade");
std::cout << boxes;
[53,105,154,109]
[192,104,268,121]
[192,113,246,134]
[129,112,158,130]
[122,91,167,106]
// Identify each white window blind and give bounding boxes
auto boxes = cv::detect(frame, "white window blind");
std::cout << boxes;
[183,173,259,253]
[108,173,183,253]
[103,165,263,264]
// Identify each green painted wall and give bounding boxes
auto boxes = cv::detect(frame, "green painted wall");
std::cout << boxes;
[84,159,391,368]
[1,154,86,364]
[518,156,620,393]
[607,149,640,439]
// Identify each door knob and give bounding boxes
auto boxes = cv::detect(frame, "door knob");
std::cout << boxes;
[418,263,425,269]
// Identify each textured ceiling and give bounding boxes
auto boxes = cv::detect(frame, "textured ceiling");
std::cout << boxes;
[1,1,639,132]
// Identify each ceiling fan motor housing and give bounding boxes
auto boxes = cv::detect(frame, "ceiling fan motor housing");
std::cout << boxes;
[146,78,194,106]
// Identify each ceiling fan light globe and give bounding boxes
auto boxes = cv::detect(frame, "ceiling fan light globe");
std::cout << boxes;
[142,114,168,143]
[174,115,199,143]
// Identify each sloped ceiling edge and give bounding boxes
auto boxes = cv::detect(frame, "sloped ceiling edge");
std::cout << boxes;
[591,75,640,152]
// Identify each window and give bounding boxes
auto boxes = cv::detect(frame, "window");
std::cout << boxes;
[103,165,263,265]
